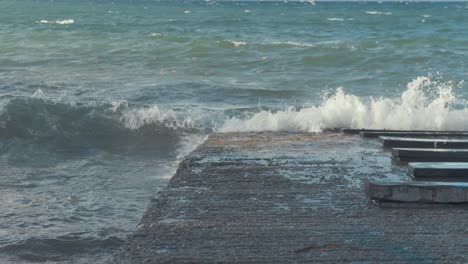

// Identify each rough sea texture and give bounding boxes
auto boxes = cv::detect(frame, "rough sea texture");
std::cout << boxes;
[1,0,468,263]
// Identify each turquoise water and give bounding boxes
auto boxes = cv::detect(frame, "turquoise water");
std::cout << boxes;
[1,1,468,263]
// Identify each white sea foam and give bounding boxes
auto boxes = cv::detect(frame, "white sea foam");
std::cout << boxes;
[365,11,392,15]
[38,19,75,25]
[115,77,468,134]
[32,89,43,97]
[219,77,468,132]
[327,18,345,21]
[228,40,247,47]
[110,100,129,113]
[121,105,189,130]
[327,18,354,22]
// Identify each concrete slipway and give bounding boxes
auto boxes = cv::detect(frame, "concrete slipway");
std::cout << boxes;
[114,132,468,263]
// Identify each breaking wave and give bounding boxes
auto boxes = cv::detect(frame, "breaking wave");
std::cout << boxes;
[1,77,467,151]
[227,40,247,47]
[0,97,200,154]
[220,77,468,132]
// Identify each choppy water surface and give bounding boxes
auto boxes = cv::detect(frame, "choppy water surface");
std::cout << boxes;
[1,0,468,262]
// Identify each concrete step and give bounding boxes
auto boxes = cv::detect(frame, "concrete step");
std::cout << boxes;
[342,129,432,135]
[409,162,468,180]
[361,131,468,138]
[342,129,468,136]
[392,148,468,163]
[368,181,468,203]
[393,148,468,158]
[379,136,468,149]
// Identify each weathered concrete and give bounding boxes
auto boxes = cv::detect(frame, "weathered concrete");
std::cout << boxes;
[342,129,430,134]
[368,181,468,203]
[379,136,468,149]
[392,148,468,163]
[341,129,468,136]
[361,131,468,138]
[409,162,468,179]
[115,132,468,263]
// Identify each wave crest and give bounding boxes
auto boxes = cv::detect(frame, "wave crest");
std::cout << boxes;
[37,19,75,25]
[0,97,184,152]
[220,77,468,132]
[1,76,467,148]
[121,105,194,130]
[365,11,392,15]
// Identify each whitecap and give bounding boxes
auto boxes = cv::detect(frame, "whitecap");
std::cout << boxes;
[228,40,247,47]
[32,89,43,97]
[109,76,468,134]
[38,19,75,25]
[56,19,74,24]
[365,11,392,15]
[121,105,180,130]
[219,77,468,132]
[327,18,345,21]
[327,18,354,22]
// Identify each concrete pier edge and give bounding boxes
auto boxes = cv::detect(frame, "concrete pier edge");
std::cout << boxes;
[114,132,468,263]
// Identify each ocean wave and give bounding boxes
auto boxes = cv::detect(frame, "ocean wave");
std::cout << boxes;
[0,97,190,152]
[220,77,468,132]
[227,40,247,47]
[120,104,196,131]
[327,17,354,22]
[1,77,467,150]
[365,11,392,15]
[37,19,75,25]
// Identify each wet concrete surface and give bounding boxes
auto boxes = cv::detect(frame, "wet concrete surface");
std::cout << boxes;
[114,132,468,263]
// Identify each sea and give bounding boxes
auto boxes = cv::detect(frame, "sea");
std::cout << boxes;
[1,0,468,263]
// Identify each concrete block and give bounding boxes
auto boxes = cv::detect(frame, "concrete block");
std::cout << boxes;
[409,162,468,179]
[361,131,468,138]
[379,137,468,149]
[342,129,429,135]
[341,129,468,137]
[368,181,468,203]
[392,148,468,163]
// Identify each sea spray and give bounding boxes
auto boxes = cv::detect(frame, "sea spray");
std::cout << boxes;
[220,77,468,132]
[2,77,465,143]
